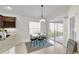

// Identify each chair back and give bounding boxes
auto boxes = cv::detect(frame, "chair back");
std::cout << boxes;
[66,39,77,54]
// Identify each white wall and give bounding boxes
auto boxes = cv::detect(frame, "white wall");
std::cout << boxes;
[63,17,70,47]
[68,6,79,51]
[16,15,29,43]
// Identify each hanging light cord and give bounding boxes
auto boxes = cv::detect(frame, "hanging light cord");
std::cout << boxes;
[40,5,45,22]
[41,5,43,19]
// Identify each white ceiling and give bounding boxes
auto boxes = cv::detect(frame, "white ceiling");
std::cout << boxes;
[0,5,69,19]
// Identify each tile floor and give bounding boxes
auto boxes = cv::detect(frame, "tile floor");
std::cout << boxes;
[25,40,53,53]
[15,40,66,54]
[30,43,66,54]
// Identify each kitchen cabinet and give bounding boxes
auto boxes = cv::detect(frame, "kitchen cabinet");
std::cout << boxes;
[0,16,16,28]
[0,15,3,28]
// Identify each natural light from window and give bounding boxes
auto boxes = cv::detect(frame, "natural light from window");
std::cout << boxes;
[29,21,41,34]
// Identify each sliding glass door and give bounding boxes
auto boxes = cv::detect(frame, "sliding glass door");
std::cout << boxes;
[56,23,64,44]
[48,22,64,45]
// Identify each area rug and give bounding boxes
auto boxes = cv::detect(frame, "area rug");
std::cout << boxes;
[25,40,53,53]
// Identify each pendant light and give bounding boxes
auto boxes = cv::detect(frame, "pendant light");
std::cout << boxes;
[40,5,45,22]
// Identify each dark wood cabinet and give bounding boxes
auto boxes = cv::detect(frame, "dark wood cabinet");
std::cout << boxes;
[0,15,3,28]
[0,15,16,28]
[3,22,16,28]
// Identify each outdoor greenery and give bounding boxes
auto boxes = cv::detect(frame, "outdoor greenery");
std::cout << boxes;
[48,31,63,37]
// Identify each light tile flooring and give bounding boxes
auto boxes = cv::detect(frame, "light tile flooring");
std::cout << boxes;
[30,43,66,54]
[15,43,27,54]
[15,41,66,54]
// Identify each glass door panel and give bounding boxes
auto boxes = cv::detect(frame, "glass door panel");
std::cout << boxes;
[55,23,64,44]
[49,22,64,45]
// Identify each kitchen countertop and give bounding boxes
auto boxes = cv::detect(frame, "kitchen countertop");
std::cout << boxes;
[0,34,16,53]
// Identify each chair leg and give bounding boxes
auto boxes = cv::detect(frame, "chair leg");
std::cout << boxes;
[41,40,44,47]
[34,40,36,47]
[38,40,40,47]
[36,39,38,47]
[31,41,33,47]
[37,40,39,47]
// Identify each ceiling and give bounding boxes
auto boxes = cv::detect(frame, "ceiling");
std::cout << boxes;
[0,5,70,19]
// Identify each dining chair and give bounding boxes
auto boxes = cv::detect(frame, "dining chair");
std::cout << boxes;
[66,39,77,54]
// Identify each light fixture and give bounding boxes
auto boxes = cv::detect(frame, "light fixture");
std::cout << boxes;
[40,5,45,22]
[5,6,12,10]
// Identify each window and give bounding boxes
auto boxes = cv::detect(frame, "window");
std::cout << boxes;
[29,21,41,34]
